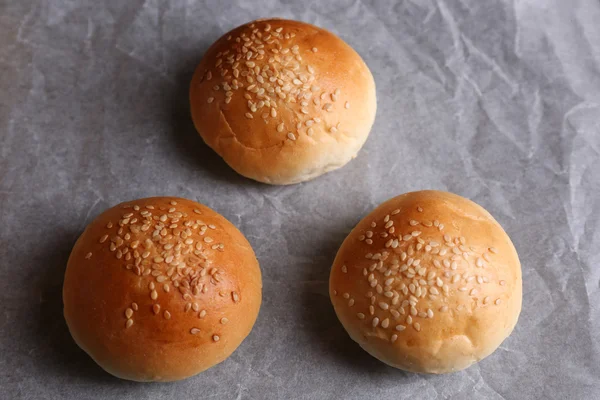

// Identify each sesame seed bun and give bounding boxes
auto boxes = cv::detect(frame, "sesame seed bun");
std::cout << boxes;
[329,191,522,373]
[189,18,376,185]
[63,197,262,382]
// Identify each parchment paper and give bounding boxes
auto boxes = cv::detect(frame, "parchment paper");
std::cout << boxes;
[1,0,599,399]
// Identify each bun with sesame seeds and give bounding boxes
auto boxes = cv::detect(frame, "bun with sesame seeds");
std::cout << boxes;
[189,18,376,185]
[63,197,262,382]
[329,190,522,373]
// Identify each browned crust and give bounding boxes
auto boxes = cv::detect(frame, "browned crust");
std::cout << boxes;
[190,18,376,184]
[329,191,522,373]
[63,197,262,381]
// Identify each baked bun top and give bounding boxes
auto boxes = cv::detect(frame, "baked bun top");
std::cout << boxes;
[330,191,522,373]
[63,197,262,381]
[190,18,376,185]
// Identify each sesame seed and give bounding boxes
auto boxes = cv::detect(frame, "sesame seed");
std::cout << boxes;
[221,317,229,324]
[190,328,201,335]
[372,317,380,327]
[357,313,365,320]
[85,252,92,259]
[125,308,133,319]
[414,322,421,332]
[489,247,498,254]
[341,265,347,273]
[125,319,133,328]
[199,310,207,318]
[287,132,296,141]
[439,305,448,312]
[212,335,220,342]
[150,290,158,300]
[131,302,138,311]
[495,299,502,305]
[153,304,161,314]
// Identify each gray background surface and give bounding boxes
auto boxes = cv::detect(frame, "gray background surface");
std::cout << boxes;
[1,0,599,399]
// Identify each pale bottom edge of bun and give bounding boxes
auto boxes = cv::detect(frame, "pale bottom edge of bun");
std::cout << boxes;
[347,323,519,375]
[354,339,477,374]
[195,106,372,185]
[250,157,356,185]
[212,139,361,185]
[65,313,225,382]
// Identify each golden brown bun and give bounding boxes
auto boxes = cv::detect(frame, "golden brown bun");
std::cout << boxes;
[190,18,376,185]
[329,191,522,373]
[63,197,262,382]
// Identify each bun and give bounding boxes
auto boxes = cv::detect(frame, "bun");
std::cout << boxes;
[190,18,376,185]
[329,190,522,373]
[63,197,262,381]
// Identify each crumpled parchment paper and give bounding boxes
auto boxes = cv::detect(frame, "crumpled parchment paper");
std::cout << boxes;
[1,0,599,399]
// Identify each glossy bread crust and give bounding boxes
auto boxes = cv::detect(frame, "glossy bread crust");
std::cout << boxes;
[190,18,376,185]
[330,191,522,373]
[63,197,262,381]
